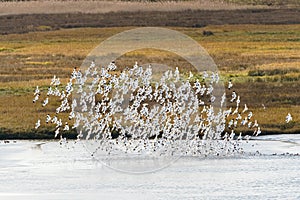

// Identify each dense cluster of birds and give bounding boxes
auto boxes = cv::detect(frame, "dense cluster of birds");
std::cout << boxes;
[34,62,263,157]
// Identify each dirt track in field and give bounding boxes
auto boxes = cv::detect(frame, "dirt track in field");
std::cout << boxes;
[0,0,269,16]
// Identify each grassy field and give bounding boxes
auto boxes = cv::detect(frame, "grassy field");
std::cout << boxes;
[0,24,299,138]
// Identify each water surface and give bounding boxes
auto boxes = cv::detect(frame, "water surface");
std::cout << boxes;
[0,134,299,199]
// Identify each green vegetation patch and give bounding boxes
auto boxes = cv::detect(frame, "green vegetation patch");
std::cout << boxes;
[0,47,15,53]
[25,61,54,66]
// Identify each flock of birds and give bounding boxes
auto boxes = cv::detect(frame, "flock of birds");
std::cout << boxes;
[33,62,293,157]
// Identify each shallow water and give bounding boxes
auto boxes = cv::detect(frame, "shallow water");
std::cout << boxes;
[0,134,300,199]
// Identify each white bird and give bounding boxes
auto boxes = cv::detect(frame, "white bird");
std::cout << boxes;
[35,119,41,129]
[42,97,49,107]
[237,132,242,140]
[33,94,39,103]
[54,87,61,96]
[232,107,239,115]
[228,119,234,128]
[252,120,259,128]
[50,75,57,85]
[220,93,226,107]
[188,71,193,80]
[241,117,248,126]
[230,91,237,102]
[236,96,240,106]
[233,120,238,128]
[236,113,242,121]
[211,72,219,83]
[228,80,233,90]
[248,112,253,120]
[71,68,78,79]
[254,127,261,136]
[286,113,293,123]
[242,104,248,113]
[56,119,62,128]
[69,111,75,120]
[47,87,54,96]
[248,121,252,128]
[63,123,69,131]
[46,114,51,123]
[108,62,117,71]
[55,128,60,138]
[55,78,60,86]
[60,91,66,100]
[174,67,180,82]
[202,71,208,80]
[244,135,251,142]
[51,116,58,124]
[34,86,40,96]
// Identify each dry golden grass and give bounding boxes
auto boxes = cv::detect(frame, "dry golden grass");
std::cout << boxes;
[0,24,300,136]
[252,106,300,125]
[253,62,300,71]
[0,93,71,134]
[0,28,117,54]
[0,94,45,132]
[1,25,299,72]
[251,106,300,133]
